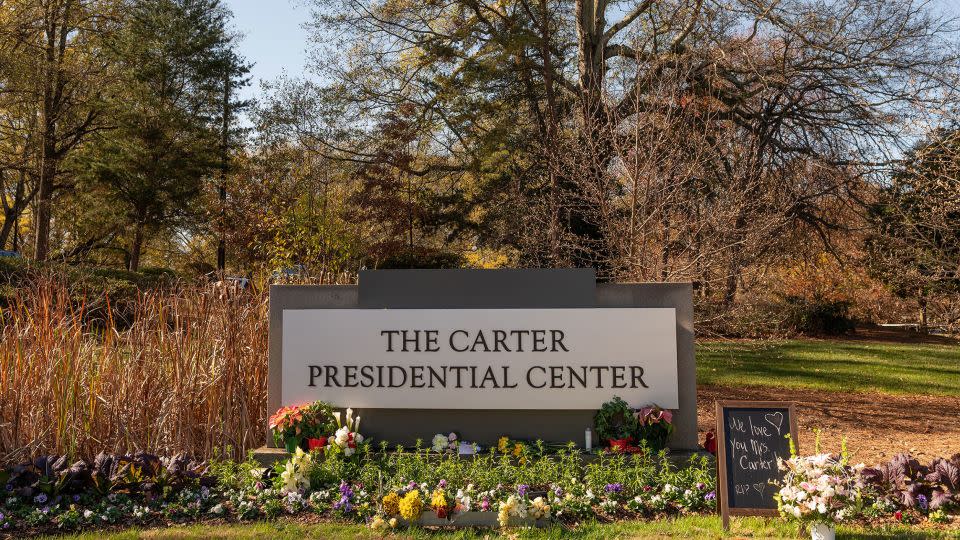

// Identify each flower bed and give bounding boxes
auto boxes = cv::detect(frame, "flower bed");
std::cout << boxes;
[0,445,958,536]
[1,402,958,536]
[0,443,719,536]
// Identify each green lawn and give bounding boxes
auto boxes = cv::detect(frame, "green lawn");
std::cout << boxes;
[45,517,960,539]
[697,339,960,396]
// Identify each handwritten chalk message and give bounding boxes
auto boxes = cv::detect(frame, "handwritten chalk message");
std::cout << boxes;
[718,405,795,510]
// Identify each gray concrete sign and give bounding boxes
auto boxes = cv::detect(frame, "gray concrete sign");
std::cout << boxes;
[268,269,697,450]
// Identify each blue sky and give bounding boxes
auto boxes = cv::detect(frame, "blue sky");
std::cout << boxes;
[225,0,314,103]
[225,0,960,105]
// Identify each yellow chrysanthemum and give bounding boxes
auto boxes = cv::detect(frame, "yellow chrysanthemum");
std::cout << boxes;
[382,492,401,516]
[399,489,423,521]
[431,489,448,509]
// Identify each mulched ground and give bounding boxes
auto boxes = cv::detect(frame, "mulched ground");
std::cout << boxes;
[698,384,960,464]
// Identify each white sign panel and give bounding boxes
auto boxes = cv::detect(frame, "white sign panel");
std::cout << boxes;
[282,308,678,409]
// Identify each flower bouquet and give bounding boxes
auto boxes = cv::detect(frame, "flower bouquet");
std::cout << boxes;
[431,432,459,453]
[496,484,551,527]
[429,480,457,519]
[775,453,863,540]
[636,405,674,451]
[328,407,365,457]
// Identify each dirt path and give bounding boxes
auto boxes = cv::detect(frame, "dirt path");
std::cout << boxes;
[698,385,960,464]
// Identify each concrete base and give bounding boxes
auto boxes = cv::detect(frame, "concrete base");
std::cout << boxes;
[251,446,290,467]
[417,510,548,527]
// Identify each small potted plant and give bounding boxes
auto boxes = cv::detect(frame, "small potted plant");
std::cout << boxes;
[269,401,335,453]
[594,397,640,451]
[636,405,674,451]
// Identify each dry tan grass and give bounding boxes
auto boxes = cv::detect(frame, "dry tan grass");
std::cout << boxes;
[0,277,268,466]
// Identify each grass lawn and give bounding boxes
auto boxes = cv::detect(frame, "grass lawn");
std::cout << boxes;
[697,339,960,397]
[44,517,960,539]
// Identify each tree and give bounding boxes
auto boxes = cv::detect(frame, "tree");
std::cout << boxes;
[0,0,119,261]
[867,128,960,328]
[80,0,248,271]
[0,97,38,251]
[301,0,959,282]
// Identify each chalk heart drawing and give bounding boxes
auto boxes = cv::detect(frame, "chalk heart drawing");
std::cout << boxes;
[764,412,784,435]
[753,483,766,495]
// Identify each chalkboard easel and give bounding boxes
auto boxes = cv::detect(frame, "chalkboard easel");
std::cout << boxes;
[716,400,798,529]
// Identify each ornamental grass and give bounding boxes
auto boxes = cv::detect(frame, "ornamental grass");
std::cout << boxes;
[0,276,268,466]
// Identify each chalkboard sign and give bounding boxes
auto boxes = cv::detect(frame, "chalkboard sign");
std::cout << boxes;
[716,401,798,528]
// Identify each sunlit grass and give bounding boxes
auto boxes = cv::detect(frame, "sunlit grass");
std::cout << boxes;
[44,516,960,539]
[698,340,960,396]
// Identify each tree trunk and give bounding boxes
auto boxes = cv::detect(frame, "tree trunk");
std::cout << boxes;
[33,3,65,262]
[35,98,57,261]
[217,64,230,272]
[537,0,560,262]
[33,157,55,261]
[918,291,928,331]
[723,257,740,308]
[129,222,144,272]
[570,0,616,272]
[0,211,15,250]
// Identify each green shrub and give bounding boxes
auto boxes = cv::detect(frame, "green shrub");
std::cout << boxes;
[780,295,855,335]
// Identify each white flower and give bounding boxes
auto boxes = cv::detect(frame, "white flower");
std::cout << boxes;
[279,448,312,494]
[83,510,94,519]
[210,503,225,515]
[431,434,449,452]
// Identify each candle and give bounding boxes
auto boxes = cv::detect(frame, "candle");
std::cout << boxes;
[585,428,592,451]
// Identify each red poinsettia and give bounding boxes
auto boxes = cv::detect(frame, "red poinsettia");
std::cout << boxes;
[702,430,717,455]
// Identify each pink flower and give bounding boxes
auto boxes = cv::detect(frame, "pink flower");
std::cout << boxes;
[661,410,673,424]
